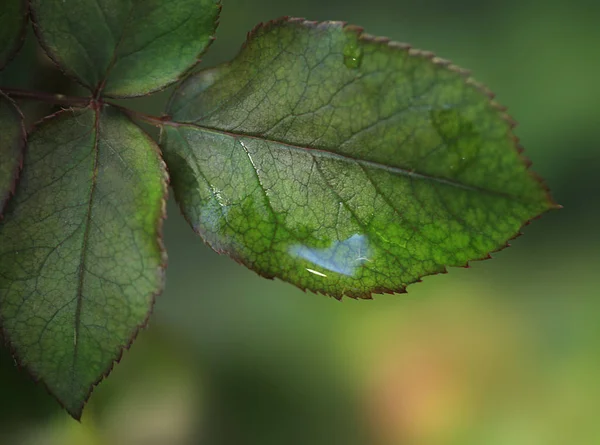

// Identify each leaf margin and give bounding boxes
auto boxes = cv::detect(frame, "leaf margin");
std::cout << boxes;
[0,89,27,219]
[0,0,29,71]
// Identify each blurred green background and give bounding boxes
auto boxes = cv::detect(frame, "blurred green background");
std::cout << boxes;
[1,0,598,444]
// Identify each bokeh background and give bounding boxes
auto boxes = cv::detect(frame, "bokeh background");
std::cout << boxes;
[1,0,599,444]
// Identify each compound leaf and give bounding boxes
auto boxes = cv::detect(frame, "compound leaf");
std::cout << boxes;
[0,106,167,419]
[0,0,28,70]
[161,18,557,299]
[30,0,221,97]
[0,91,26,217]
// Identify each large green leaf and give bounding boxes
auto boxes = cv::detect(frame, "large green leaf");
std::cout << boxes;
[0,106,167,419]
[30,0,221,97]
[0,0,28,70]
[161,18,557,299]
[0,91,25,216]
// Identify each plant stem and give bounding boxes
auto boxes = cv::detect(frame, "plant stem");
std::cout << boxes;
[1,87,92,107]
[1,87,175,127]
[108,103,175,128]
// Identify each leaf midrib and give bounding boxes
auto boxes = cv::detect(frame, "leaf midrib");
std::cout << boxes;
[95,3,136,94]
[174,121,526,203]
[71,108,100,390]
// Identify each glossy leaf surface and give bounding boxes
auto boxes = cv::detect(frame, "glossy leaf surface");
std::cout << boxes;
[162,19,556,298]
[0,0,27,70]
[0,91,25,216]
[30,0,221,97]
[0,106,167,418]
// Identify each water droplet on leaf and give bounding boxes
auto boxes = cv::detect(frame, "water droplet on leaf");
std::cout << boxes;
[289,234,371,277]
[306,268,328,278]
[343,40,363,69]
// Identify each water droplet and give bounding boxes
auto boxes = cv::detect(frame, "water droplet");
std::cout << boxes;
[343,40,363,69]
[306,268,328,278]
[289,234,371,277]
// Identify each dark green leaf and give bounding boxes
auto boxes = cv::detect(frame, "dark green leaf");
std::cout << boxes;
[0,106,168,419]
[161,18,557,299]
[30,0,221,97]
[0,91,25,216]
[0,0,28,70]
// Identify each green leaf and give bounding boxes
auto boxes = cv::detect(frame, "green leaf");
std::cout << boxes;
[0,0,28,70]
[30,0,221,97]
[0,91,25,216]
[161,18,557,299]
[0,106,167,419]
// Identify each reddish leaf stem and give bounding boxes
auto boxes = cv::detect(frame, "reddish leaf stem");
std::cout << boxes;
[1,87,92,107]
[0,87,172,127]
[109,104,175,128]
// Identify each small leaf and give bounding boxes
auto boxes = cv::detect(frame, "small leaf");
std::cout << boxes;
[0,106,167,419]
[0,0,28,70]
[30,0,221,97]
[161,18,557,299]
[0,90,26,216]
